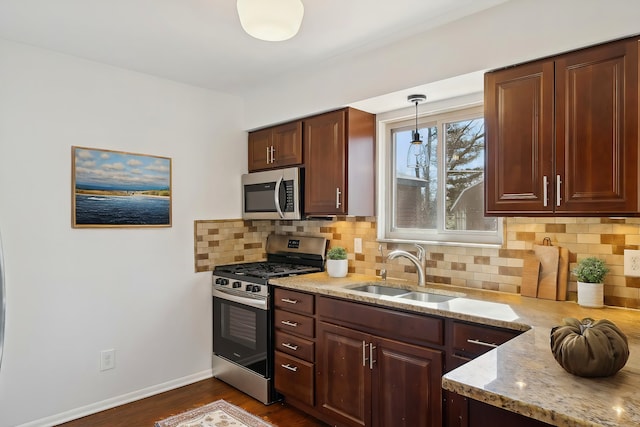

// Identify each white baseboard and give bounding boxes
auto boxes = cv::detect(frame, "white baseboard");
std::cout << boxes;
[17,369,214,427]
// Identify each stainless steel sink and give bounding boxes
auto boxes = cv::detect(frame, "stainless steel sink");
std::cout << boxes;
[349,284,410,297]
[398,291,456,303]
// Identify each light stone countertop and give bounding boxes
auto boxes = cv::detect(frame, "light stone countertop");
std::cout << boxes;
[269,272,640,427]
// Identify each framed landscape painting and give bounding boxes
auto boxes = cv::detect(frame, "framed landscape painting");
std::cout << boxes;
[72,146,172,228]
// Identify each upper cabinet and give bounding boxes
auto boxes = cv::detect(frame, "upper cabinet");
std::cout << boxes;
[485,36,639,216]
[248,121,303,172]
[303,108,375,216]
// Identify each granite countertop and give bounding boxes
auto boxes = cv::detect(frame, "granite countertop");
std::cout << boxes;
[270,272,640,427]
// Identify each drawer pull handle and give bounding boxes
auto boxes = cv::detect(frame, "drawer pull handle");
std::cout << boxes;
[281,320,298,327]
[467,338,498,349]
[282,342,299,351]
[281,298,298,304]
[281,363,298,372]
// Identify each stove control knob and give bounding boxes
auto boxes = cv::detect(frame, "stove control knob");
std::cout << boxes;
[251,285,261,293]
[215,277,222,285]
[232,281,242,288]
[220,278,229,286]
[245,284,253,292]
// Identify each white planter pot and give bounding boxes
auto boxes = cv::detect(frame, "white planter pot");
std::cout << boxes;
[577,281,604,308]
[326,259,348,278]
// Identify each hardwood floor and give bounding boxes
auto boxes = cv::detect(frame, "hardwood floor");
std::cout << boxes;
[56,378,329,427]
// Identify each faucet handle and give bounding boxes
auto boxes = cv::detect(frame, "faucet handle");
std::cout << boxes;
[414,244,425,262]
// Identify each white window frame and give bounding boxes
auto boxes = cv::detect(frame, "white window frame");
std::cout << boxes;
[376,95,503,246]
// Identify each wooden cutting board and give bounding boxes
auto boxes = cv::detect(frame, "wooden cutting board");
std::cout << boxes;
[521,254,541,298]
[556,247,569,301]
[534,244,560,300]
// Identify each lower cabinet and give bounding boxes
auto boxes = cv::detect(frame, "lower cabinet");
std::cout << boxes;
[272,289,541,427]
[273,288,317,408]
[444,321,522,427]
[466,399,553,427]
[316,296,444,427]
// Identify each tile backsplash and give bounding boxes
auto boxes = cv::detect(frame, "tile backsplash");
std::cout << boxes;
[194,216,640,309]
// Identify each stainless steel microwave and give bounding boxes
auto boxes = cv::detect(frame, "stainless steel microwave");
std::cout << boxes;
[242,167,303,220]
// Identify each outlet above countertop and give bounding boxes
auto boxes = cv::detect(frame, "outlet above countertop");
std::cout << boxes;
[270,272,640,427]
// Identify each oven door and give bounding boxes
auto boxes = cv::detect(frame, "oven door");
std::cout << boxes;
[212,289,270,378]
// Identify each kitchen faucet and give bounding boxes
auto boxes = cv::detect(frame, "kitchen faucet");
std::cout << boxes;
[386,244,426,287]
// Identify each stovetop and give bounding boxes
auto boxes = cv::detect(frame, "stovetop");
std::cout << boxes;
[214,261,321,279]
[212,234,327,296]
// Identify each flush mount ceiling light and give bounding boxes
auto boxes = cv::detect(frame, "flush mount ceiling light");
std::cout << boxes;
[237,0,304,42]
[407,94,427,169]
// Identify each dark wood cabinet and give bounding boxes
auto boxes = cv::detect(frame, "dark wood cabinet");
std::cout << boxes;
[444,321,521,427]
[485,36,639,216]
[303,108,375,216]
[248,121,302,172]
[467,399,552,427]
[316,297,443,427]
[273,288,316,407]
[372,336,442,427]
[316,322,370,426]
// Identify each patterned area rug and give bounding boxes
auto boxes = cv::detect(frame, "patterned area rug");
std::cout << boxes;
[154,399,274,427]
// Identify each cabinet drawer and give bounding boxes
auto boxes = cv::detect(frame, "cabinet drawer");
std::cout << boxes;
[275,310,314,338]
[452,322,519,357]
[274,288,314,315]
[274,351,314,406]
[275,330,315,362]
[317,296,444,347]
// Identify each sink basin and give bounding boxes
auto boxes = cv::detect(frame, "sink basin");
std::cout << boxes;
[398,292,456,303]
[349,284,410,297]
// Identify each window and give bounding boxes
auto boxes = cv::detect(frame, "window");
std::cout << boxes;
[377,104,501,245]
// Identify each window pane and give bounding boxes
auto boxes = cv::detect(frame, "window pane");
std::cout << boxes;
[393,125,438,229]
[444,118,496,231]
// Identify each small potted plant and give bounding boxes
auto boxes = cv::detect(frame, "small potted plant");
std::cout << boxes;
[326,246,348,278]
[572,257,609,308]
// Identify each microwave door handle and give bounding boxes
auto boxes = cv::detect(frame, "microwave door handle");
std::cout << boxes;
[274,176,285,218]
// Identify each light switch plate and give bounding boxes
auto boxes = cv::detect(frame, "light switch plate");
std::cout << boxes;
[624,249,640,277]
[354,238,362,254]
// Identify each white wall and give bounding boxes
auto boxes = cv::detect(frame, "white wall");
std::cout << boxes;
[244,0,640,129]
[0,39,246,426]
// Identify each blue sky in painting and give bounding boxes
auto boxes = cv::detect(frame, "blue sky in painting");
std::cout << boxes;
[74,147,171,191]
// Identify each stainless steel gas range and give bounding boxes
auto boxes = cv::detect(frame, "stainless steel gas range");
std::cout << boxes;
[211,234,327,404]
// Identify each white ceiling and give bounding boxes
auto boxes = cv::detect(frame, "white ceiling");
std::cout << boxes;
[0,0,508,111]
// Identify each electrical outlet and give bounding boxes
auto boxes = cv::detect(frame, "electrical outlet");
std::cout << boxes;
[354,238,362,254]
[100,349,115,371]
[624,249,640,277]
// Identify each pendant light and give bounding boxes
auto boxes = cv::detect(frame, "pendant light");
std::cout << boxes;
[237,0,304,42]
[406,94,427,169]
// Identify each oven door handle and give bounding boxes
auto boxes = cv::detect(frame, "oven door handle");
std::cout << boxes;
[212,288,268,310]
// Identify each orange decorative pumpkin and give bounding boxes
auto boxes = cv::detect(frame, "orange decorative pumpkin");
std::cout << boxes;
[550,317,629,377]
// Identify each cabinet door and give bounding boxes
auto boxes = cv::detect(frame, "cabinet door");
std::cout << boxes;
[484,60,555,215]
[272,121,303,168]
[555,39,638,214]
[317,321,370,427]
[304,110,347,215]
[372,336,443,427]
[247,128,273,172]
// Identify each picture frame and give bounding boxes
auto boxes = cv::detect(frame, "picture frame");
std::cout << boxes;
[71,146,172,228]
